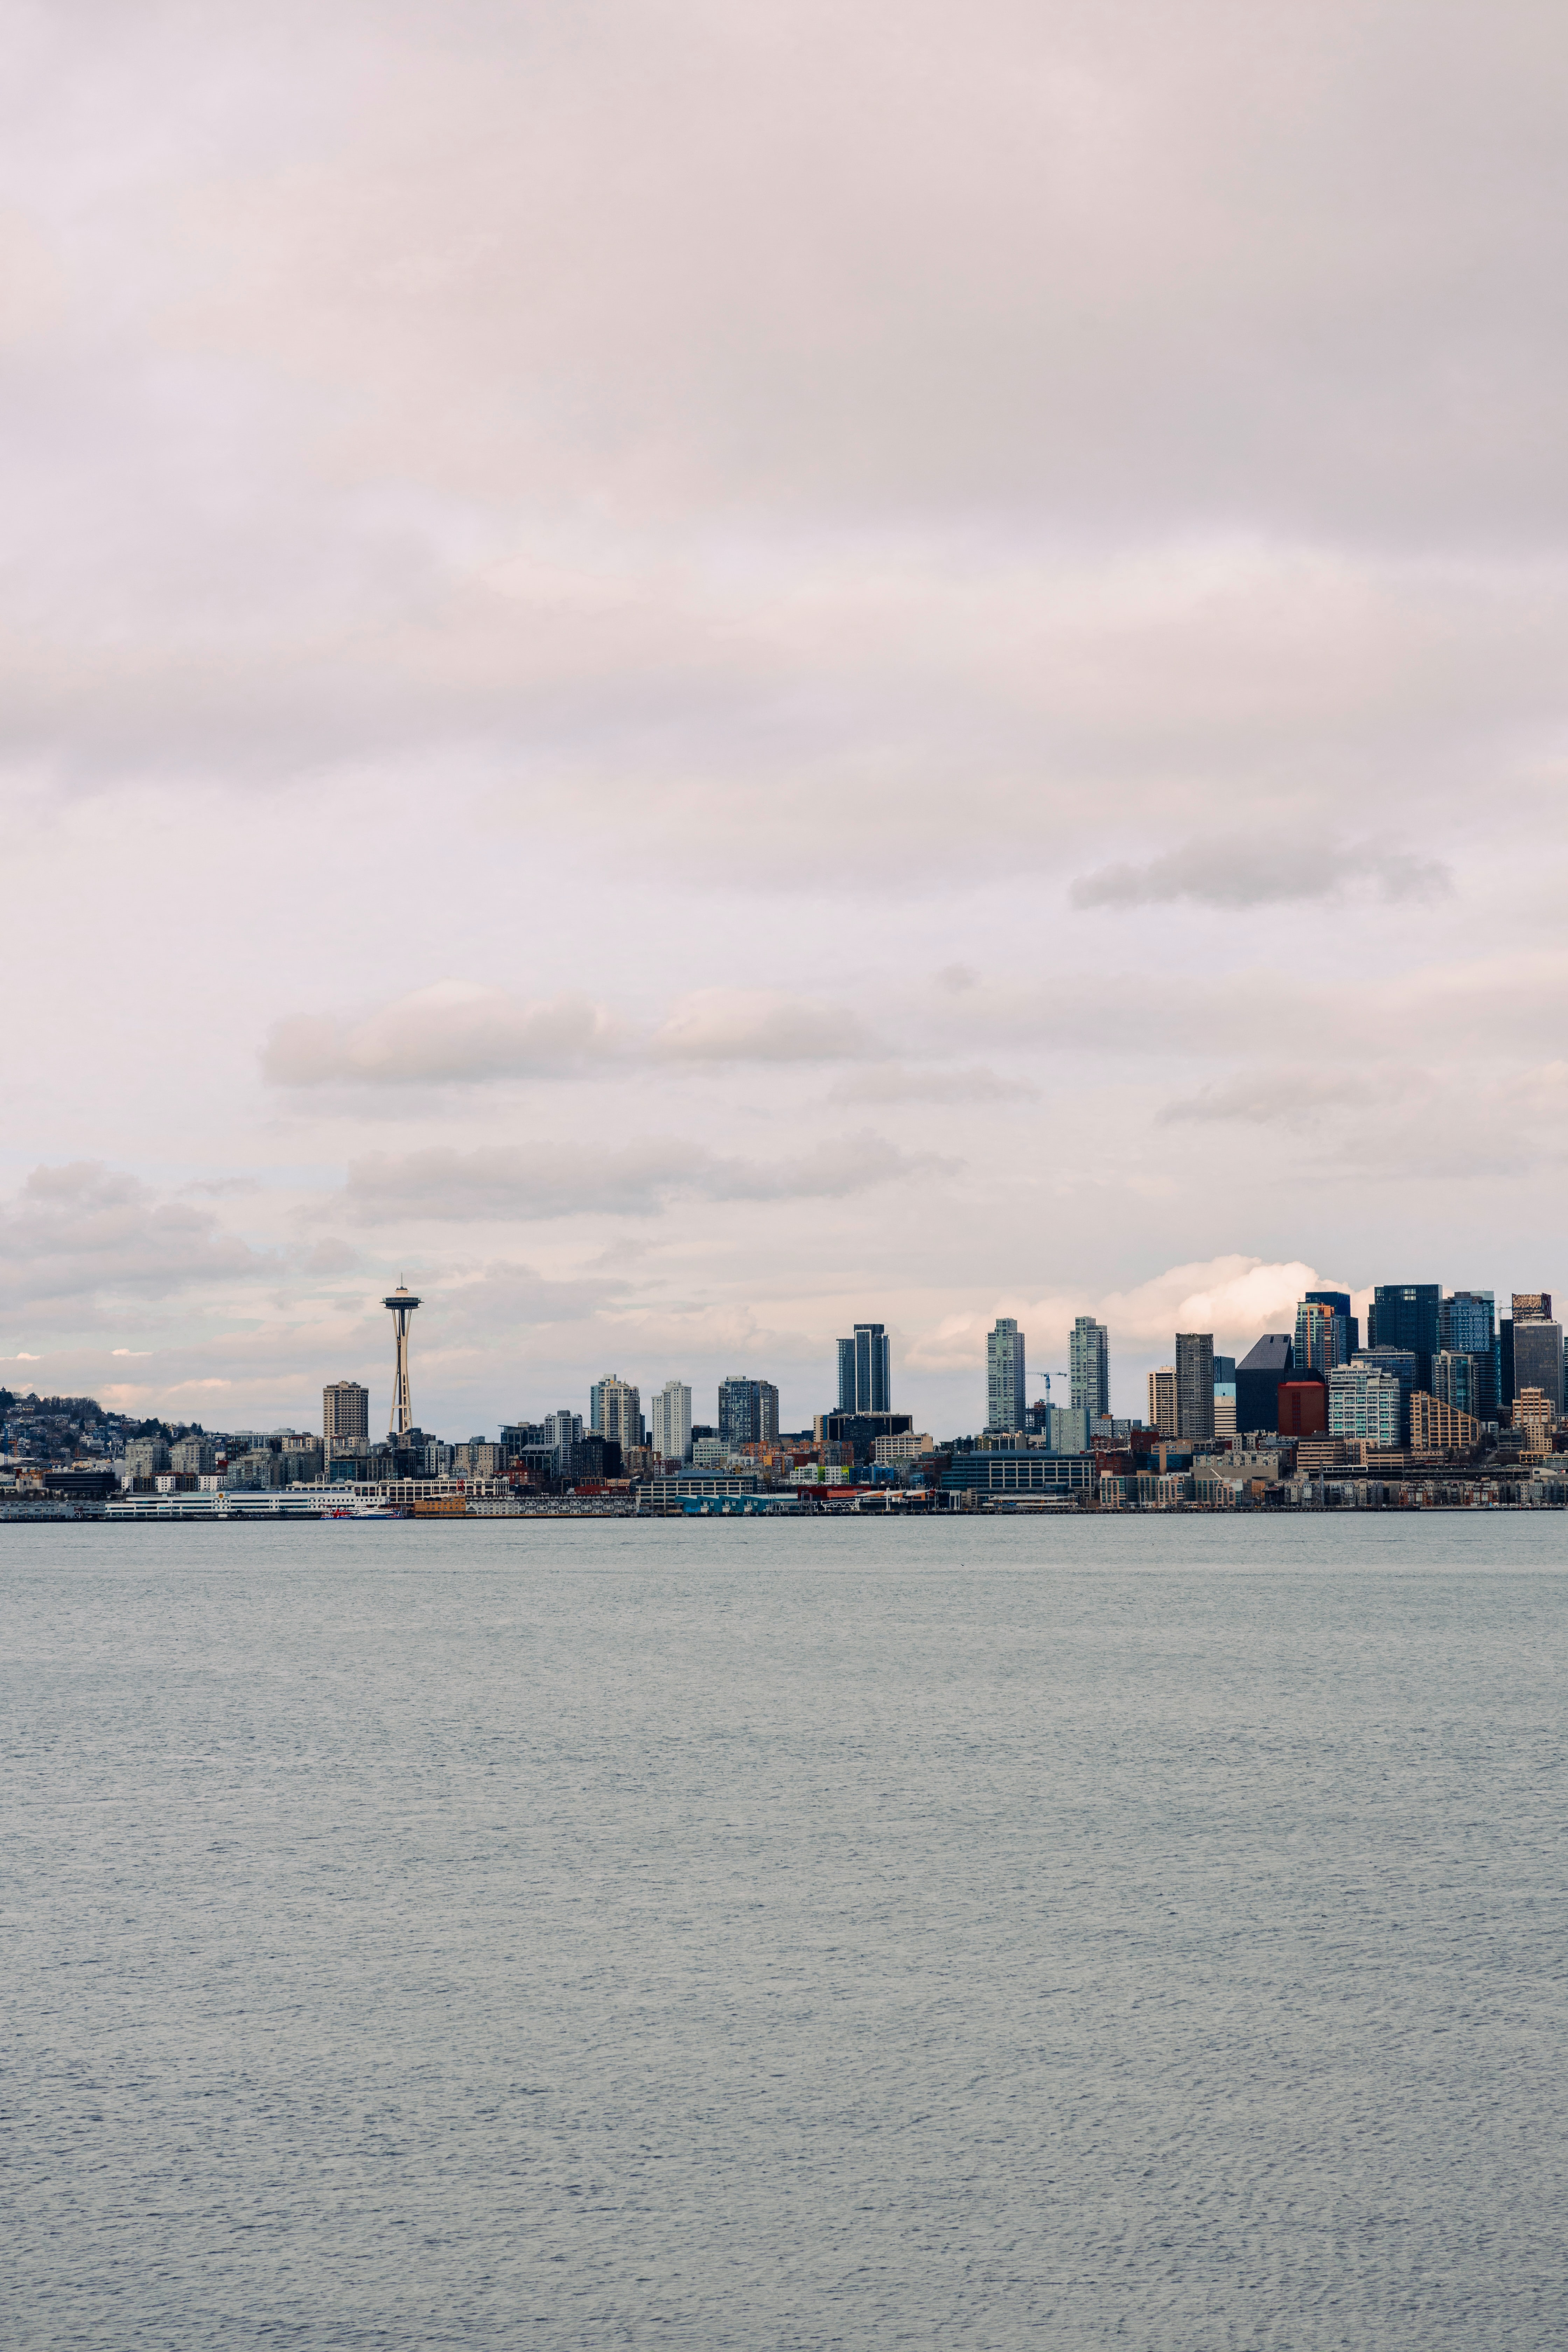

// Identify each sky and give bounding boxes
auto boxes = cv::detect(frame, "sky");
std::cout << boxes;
[4,0,1567,1440]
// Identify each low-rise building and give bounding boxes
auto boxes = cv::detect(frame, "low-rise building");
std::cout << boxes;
[1408,1392,1480,1453]
[873,1431,934,1462]
[940,1450,1093,1499]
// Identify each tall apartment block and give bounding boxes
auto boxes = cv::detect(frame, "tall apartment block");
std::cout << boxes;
[1295,1292,1356,1374]
[323,1379,369,1460]
[718,1377,780,1447]
[1175,1332,1215,1442]
[1148,1365,1178,1436]
[590,1375,644,1453]
[649,1380,693,1463]
[1327,1363,1402,1449]
[1069,1316,1110,1418]
[986,1318,1027,1433]
[837,1323,891,1414]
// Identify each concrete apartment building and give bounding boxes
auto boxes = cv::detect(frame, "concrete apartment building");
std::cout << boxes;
[986,1318,1026,1433]
[323,1380,370,1461]
[649,1380,693,1463]
[1069,1317,1110,1418]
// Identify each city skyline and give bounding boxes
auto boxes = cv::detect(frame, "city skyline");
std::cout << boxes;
[10,1260,1566,1443]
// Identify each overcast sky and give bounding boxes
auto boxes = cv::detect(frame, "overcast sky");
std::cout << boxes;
[4,0,1567,1438]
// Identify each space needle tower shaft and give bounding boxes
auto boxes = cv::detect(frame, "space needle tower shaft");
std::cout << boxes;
[384,1280,421,1436]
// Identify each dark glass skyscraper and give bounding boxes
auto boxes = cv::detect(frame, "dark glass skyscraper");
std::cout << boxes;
[1175,1332,1215,1441]
[1511,1314,1564,1415]
[836,1323,890,1414]
[1367,1286,1441,1387]
[1236,1335,1293,1434]
[1439,1292,1498,1419]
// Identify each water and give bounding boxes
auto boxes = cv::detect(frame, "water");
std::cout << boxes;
[4,1515,1566,2349]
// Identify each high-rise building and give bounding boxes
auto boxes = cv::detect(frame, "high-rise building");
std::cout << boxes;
[1069,1317,1110,1418]
[837,1323,890,1414]
[1327,1363,1403,1449]
[1175,1333,1215,1442]
[1511,1314,1564,1415]
[1439,1293,1498,1419]
[1432,1351,1486,1421]
[1308,1290,1359,1355]
[590,1375,644,1453]
[1512,1293,1552,1324]
[1352,1348,1419,1444]
[323,1379,369,1460]
[1294,1294,1357,1374]
[1148,1365,1178,1436]
[986,1318,1027,1433]
[544,1409,583,1468]
[718,1377,780,1447]
[1213,1356,1237,1438]
[649,1380,693,1463]
[1235,1336,1293,1434]
[1366,1285,1440,1387]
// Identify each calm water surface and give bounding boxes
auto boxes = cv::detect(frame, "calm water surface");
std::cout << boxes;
[4,1515,1566,2348]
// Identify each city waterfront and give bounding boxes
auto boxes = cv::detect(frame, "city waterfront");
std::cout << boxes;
[6,1516,1566,2349]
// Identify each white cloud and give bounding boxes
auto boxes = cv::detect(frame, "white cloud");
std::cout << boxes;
[908,1256,1330,1370]
[341,1131,950,1224]
[653,990,881,1063]
[0,1163,261,1312]
[1157,1067,1422,1127]
[828,1064,1035,1104]
[262,982,620,1086]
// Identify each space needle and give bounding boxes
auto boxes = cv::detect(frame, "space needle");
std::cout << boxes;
[384,1279,421,1436]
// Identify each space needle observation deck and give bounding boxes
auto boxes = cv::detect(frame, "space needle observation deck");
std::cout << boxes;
[384,1281,422,1436]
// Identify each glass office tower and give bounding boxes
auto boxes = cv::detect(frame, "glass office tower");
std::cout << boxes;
[1367,1286,1441,1387]
[1439,1292,1498,1419]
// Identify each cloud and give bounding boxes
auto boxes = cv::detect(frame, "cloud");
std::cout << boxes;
[1157,1067,1421,1127]
[0,1163,261,1312]
[907,1256,1331,1370]
[653,990,880,1063]
[828,1064,1035,1104]
[341,1131,949,1224]
[262,982,620,1086]
[1070,838,1452,911]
